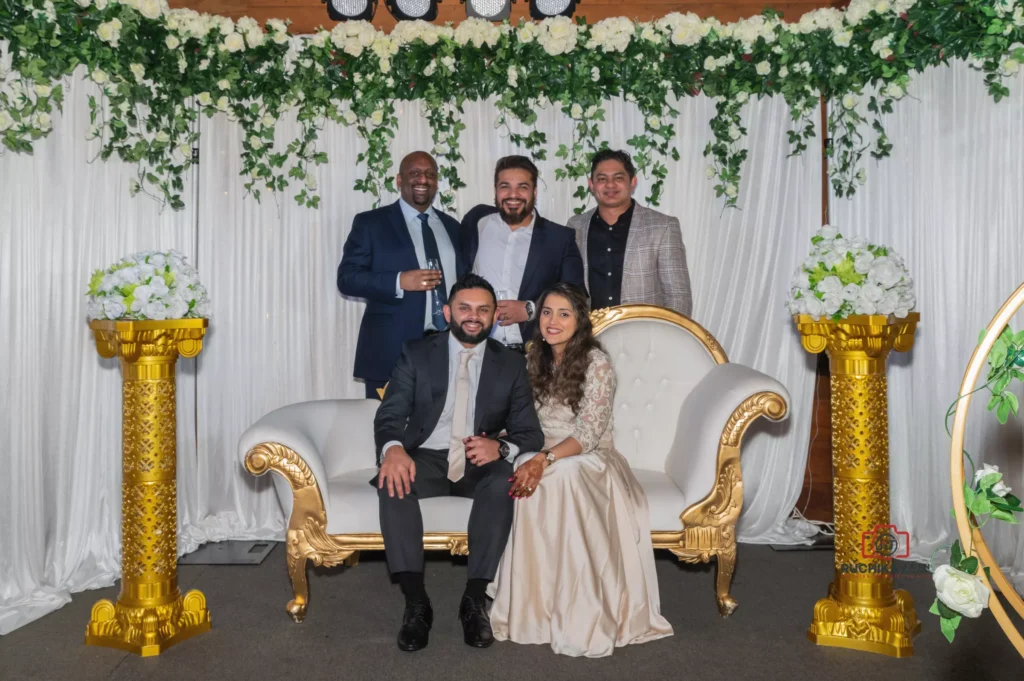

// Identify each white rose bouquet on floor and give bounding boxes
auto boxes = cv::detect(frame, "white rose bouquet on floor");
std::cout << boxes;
[787,225,915,321]
[86,250,211,321]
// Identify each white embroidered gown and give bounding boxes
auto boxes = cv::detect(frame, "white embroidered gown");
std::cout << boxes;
[489,349,673,657]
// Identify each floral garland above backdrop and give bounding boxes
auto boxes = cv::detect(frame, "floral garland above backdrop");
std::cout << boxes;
[1,0,1023,213]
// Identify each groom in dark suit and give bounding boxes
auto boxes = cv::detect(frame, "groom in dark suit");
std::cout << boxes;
[373,273,543,652]
[338,151,468,398]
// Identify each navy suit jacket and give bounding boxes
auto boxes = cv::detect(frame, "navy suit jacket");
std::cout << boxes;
[460,205,585,341]
[338,201,467,382]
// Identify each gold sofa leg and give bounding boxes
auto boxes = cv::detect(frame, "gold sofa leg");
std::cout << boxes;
[343,551,360,567]
[715,540,738,617]
[286,531,310,623]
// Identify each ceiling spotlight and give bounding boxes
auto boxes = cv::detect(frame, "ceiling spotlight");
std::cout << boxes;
[326,0,377,21]
[529,0,576,19]
[464,0,511,20]
[384,0,438,21]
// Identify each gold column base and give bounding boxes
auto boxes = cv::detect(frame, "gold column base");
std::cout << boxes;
[86,590,211,656]
[807,580,921,658]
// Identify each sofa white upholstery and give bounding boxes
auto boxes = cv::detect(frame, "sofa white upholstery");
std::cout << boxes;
[241,305,789,622]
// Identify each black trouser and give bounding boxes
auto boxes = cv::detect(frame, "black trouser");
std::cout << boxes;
[376,448,514,580]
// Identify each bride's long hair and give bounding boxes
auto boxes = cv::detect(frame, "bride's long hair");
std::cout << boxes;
[527,283,602,414]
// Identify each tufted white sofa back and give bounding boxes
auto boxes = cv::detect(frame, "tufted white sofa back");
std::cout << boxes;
[596,318,719,471]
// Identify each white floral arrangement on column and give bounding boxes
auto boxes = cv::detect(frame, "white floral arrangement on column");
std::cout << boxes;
[787,225,916,321]
[86,249,210,321]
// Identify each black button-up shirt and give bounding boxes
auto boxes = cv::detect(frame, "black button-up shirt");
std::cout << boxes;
[587,201,635,308]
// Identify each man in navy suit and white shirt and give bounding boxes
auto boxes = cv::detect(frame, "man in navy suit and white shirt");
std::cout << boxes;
[338,151,467,398]
[460,155,584,350]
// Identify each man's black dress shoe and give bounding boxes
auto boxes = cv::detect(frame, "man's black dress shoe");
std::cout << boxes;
[458,595,494,648]
[397,600,433,652]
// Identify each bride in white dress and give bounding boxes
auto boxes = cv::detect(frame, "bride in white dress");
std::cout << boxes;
[489,283,673,657]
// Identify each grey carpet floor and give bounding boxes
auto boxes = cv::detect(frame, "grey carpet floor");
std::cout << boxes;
[1,544,1021,680]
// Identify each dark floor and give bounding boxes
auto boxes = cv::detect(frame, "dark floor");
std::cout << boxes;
[0,544,1020,680]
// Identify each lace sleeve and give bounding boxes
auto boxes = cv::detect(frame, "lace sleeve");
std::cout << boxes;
[571,351,616,453]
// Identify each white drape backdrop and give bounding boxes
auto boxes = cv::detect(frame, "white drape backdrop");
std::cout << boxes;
[830,61,1024,589]
[1,68,826,634]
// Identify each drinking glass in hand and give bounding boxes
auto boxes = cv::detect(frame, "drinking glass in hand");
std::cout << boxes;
[426,258,444,319]
[495,289,513,343]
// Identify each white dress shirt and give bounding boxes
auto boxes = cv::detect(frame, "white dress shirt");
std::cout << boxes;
[394,198,458,332]
[472,211,535,345]
[382,334,518,463]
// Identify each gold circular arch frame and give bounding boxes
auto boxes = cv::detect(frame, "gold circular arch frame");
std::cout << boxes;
[949,281,1024,658]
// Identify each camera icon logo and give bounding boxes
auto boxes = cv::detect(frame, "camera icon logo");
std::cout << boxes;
[861,524,910,559]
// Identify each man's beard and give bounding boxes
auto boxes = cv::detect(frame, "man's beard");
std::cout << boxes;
[450,319,492,345]
[496,198,534,225]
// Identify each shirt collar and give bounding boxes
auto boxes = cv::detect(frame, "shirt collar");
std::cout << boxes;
[399,197,435,223]
[448,331,487,360]
[594,199,635,229]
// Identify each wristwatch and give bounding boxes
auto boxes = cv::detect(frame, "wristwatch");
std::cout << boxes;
[543,449,556,466]
[524,300,535,320]
[498,440,511,459]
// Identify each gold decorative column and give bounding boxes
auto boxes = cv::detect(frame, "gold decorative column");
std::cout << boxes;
[85,319,211,656]
[795,313,921,658]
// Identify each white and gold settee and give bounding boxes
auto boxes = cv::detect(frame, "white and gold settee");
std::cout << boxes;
[240,305,790,622]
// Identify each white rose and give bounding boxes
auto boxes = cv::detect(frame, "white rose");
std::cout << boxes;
[32,112,52,131]
[974,463,1012,496]
[217,79,231,90]
[933,564,990,619]
[154,131,170,144]
[34,84,52,97]
[441,56,456,71]
[854,251,875,274]
[886,84,905,99]
[833,30,853,47]
[262,114,276,127]
[591,66,600,82]
[778,66,789,78]
[842,93,858,109]
[853,297,877,315]
[647,115,661,129]
[142,300,169,320]
[834,65,848,76]
[816,226,838,241]
[342,110,358,125]
[305,173,317,190]
[841,283,861,301]
[166,297,189,319]
[370,109,384,126]
[728,125,742,141]
[868,257,903,288]
[860,283,884,303]
[877,289,899,315]
[822,294,844,316]
[274,31,290,45]
[703,56,716,71]
[0,110,14,132]
[725,184,738,198]
[102,298,127,319]
[570,103,583,119]
[379,57,391,73]
[197,91,212,106]
[223,32,245,53]
[804,296,825,318]
[706,165,716,179]
[138,0,163,19]
[249,135,263,150]
[96,20,121,46]
[875,0,890,13]
[755,61,771,76]
[817,276,844,295]
[735,91,749,104]
[165,35,180,49]
[879,47,893,60]
[216,96,229,111]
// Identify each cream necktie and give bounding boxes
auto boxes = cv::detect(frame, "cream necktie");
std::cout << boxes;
[447,349,474,482]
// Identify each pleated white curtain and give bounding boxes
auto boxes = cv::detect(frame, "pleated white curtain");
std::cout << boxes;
[829,61,1024,589]
[0,79,821,634]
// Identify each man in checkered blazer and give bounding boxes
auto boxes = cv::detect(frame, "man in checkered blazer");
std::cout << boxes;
[566,149,693,318]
